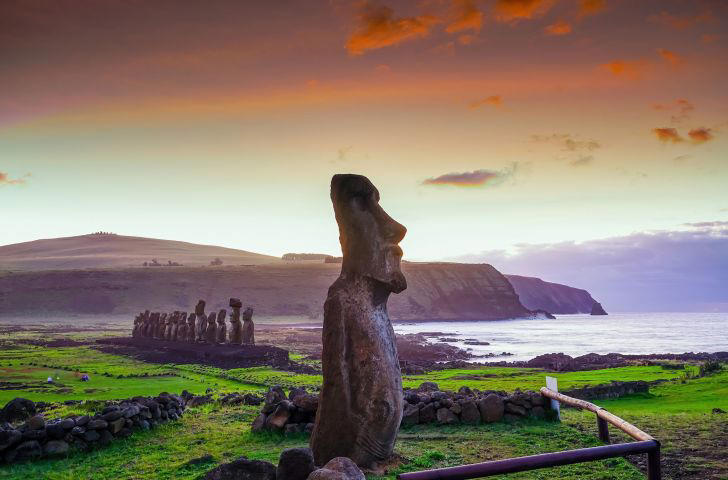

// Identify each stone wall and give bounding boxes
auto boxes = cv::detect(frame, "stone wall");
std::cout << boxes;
[562,380,650,400]
[251,382,553,435]
[0,393,185,464]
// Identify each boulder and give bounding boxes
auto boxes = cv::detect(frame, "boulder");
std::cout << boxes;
[43,440,69,456]
[75,415,90,427]
[401,403,419,426]
[436,407,458,425]
[251,413,267,433]
[46,422,66,439]
[459,400,480,424]
[418,382,439,392]
[60,418,75,430]
[504,402,527,417]
[0,398,36,423]
[87,419,109,430]
[266,401,292,430]
[419,403,437,423]
[27,415,45,430]
[102,410,123,422]
[0,428,22,451]
[203,456,277,480]
[84,430,100,442]
[293,394,319,413]
[478,394,504,423]
[308,457,365,480]
[98,429,113,445]
[277,447,316,480]
[22,429,46,441]
[6,440,41,462]
[109,418,126,434]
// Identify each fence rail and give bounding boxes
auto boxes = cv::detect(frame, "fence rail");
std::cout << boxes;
[398,387,660,480]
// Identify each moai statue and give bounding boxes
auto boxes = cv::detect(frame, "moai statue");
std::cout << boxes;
[216,309,227,344]
[156,313,168,339]
[186,313,197,343]
[132,313,142,338]
[144,312,157,338]
[164,313,175,341]
[241,307,255,345]
[141,311,151,337]
[195,300,207,341]
[228,298,243,345]
[173,312,186,341]
[205,312,217,343]
[310,174,407,469]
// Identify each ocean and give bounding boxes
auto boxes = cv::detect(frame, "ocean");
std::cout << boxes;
[392,312,728,362]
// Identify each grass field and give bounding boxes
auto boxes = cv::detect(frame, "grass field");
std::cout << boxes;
[0,328,726,479]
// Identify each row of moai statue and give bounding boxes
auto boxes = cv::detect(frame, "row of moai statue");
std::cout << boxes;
[131,298,254,345]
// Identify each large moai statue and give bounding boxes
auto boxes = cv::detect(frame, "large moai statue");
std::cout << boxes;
[186,313,197,343]
[132,313,142,338]
[164,313,174,341]
[156,313,168,339]
[195,300,207,341]
[174,312,186,341]
[216,309,227,344]
[310,174,407,469]
[241,307,255,345]
[205,312,217,343]
[228,298,243,345]
[146,312,159,338]
[142,311,152,337]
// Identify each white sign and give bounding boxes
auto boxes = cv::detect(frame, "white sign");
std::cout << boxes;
[546,376,560,420]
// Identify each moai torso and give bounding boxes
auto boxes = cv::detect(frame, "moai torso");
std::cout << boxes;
[164,314,174,340]
[242,307,255,345]
[216,309,227,344]
[195,300,207,341]
[157,313,168,339]
[132,314,141,338]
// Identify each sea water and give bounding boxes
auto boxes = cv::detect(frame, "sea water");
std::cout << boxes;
[393,312,728,362]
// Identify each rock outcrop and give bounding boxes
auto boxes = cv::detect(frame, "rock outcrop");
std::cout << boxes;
[506,274,604,314]
[591,302,608,315]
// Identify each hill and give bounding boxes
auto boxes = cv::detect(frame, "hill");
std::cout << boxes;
[0,233,280,271]
[506,275,599,314]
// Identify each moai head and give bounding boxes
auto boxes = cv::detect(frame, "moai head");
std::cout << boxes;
[188,313,196,325]
[243,307,254,321]
[229,298,242,310]
[217,309,226,324]
[195,300,206,316]
[330,174,407,293]
[180,312,187,323]
[208,312,216,325]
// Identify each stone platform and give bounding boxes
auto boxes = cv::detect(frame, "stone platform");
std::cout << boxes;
[95,337,289,369]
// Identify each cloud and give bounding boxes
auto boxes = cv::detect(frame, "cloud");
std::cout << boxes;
[569,155,593,167]
[469,95,503,109]
[701,33,720,44]
[688,127,714,143]
[653,127,683,143]
[600,59,648,79]
[672,154,692,162]
[0,172,29,186]
[657,48,683,67]
[449,224,728,312]
[531,133,601,152]
[346,2,441,55]
[577,0,606,19]
[652,98,694,123]
[493,0,554,23]
[544,20,572,36]
[648,10,715,31]
[684,221,728,228]
[422,164,517,187]
[446,0,484,33]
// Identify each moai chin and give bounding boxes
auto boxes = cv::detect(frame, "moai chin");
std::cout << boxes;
[310,174,407,469]
[216,309,227,344]
[241,307,255,345]
[228,298,243,345]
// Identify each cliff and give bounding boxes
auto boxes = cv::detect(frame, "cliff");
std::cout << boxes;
[0,262,531,322]
[505,274,601,314]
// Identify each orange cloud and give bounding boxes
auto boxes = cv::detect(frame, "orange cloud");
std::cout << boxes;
[0,172,29,186]
[648,10,715,31]
[544,20,572,36]
[494,0,554,23]
[653,127,683,143]
[577,0,606,19]
[657,48,683,67]
[688,127,714,143]
[469,95,503,109]
[701,33,720,44]
[601,59,648,79]
[652,98,694,123]
[458,34,477,45]
[346,3,441,55]
[446,0,484,33]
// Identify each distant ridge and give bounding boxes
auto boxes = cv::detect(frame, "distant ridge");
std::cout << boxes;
[0,233,280,271]
[506,274,599,314]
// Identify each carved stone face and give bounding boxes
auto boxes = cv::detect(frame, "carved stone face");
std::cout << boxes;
[330,174,407,293]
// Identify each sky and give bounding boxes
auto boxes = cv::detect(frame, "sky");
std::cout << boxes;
[1,0,727,309]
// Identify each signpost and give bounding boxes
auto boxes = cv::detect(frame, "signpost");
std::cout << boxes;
[545,376,560,420]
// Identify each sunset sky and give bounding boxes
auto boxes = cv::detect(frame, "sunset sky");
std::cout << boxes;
[1,0,727,296]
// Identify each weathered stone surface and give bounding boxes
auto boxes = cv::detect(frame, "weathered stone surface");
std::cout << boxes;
[60,418,75,430]
[266,401,292,430]
[0,429,22,451]
[308,457,366,480]
[311,174,407,469]
[46,422,65,439]
[504,402,527,416]
[109,418,126,434]
[419,403,437,423]
[277,447,316,480]
[0,398,36,423]
[8,440,41,462]
[459,400,480,424]
[22,429,46,441]
[87,419,109,430]
[216,309,227,344]
[418,382,439,392]
[478,394,504,423]
[401,403,419,427]
[242,307,255,345]
[293,394,318,413]
[102,410,123,422]
[27,415,45,430]
[203,456,276,480]
[436,407,458,425]
[228,300,243,345]
[83,430,100,442]
[75,415,90,426]
[43,440,69,456]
